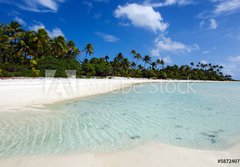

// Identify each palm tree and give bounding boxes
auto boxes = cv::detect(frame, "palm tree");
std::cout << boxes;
[22,31,36,58]
[130,49,137,62]
[116,52,124,61]
[34,28,50,57]
[131,62,136,69]
[122,58,130,76]
[190,62,194,68]
[8,21,23,43]
[160,59,164,69]
[134,53,142,64]
[219,66,223,71]
[0,24,9,63]
[112,52,124,76]
[143,55,151,68]
[156,59,161,69]
[151,62,157,70]
[15,31,29,63]
[156,59,164,69]
[50,36,67,58]
[104,55,109,62]
[122,58,130,69]
[5,21,23,63]
[203,64,208,70]
[67,40,80,59]
[200,62,208,70]
[197,62,201,69]
[137,64,144,70]
[83,43,94,59]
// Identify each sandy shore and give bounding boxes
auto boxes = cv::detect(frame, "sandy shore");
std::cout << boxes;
[0,142,239,167]
[0,78,239,167]
[0,77,154,111]
[0,77,223,111]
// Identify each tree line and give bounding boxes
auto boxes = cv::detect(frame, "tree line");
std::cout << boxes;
[0,21,232,80]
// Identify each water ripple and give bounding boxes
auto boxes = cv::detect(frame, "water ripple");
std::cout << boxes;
[0,83,240,158]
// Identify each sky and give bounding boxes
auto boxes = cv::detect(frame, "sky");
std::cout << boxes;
[0,0,240,79]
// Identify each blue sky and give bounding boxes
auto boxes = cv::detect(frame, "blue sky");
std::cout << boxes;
[0,0,240,79]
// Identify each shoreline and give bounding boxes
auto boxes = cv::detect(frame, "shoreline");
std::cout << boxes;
[0,78,148,111]
[0,77,234,112]
[0,141,239,167]
[0,78,240,167]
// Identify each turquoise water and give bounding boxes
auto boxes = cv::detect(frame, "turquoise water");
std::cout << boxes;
[0,82,240,158]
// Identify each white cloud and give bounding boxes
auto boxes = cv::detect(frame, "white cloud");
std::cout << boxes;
[200,60,208,64]
[37,0,59,11]
[96,32,119,42]
[151,36,199,56]
[163,56,172,64]
[199,18,218,30]
[114,3,169,32]
[13,17,26,26]
[202,50,210,54]
[145,0,194,7]
[221,55,240,78]
[25,0,65,12]
[48,27,64,38]
[209,18,218,29]
[229,55,240,63]
[29,22,64,38]
[213,0,240,15]
[0,0,65,13]
[198,0,240,20]
[29,22,45,31]
[222,63,237,77]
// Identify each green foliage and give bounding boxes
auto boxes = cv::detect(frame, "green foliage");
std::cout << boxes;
[37,56,82,77]
[0,21,233,81]
[0,64,36,77]
[0,21,81,78]
[81,58,113,77]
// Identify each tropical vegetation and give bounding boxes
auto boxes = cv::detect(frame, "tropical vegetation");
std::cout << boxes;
[0,21,232,80]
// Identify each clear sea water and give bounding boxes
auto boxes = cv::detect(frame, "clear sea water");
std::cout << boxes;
[0,82,240,158]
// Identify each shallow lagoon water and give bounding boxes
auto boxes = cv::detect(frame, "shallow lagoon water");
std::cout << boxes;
[0,82,240,158]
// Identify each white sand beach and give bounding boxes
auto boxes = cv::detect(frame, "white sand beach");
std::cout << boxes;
[0,142,239,167]
[0,78,239,167]
[0,78,220,111]
[0,77,153,111]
